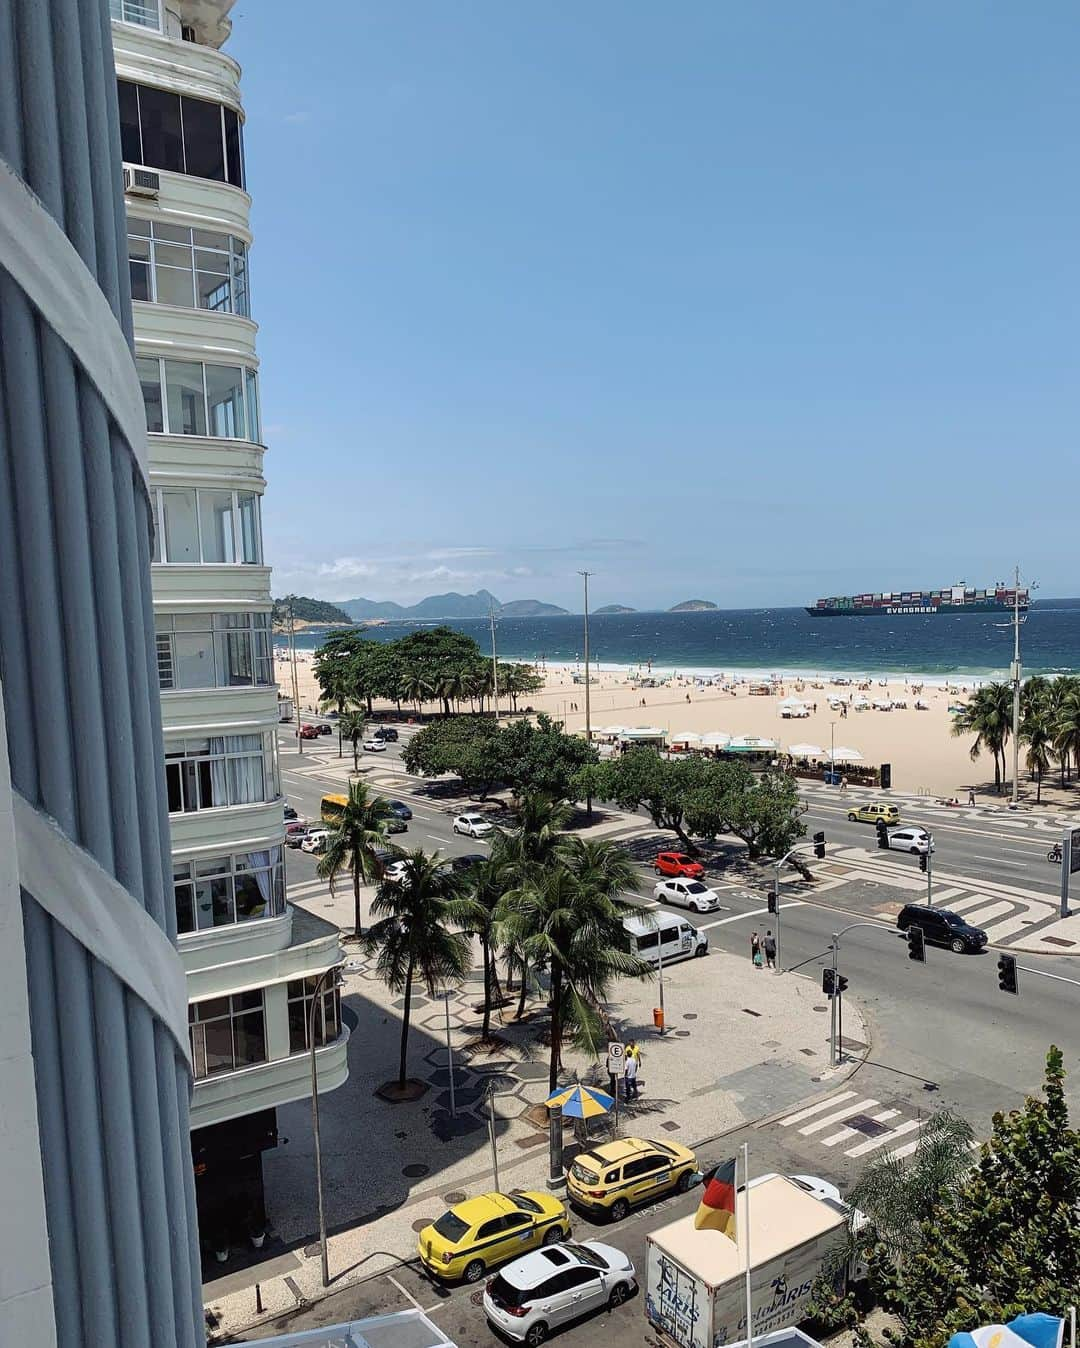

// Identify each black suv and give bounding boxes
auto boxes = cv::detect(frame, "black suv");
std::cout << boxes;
[896,904,987,954]
[374,727,399,742]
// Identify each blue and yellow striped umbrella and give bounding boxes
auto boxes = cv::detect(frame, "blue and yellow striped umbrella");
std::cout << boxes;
[544,1083,614,1119]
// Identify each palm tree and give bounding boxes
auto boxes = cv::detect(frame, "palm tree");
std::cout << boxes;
[437,669,466,716]
[317,780,397,938]
[1054,685,1080,786]
[496,835,648,1091]
[399,670,432,717]
[466,854,506,1041]
[844,1109,975,1268]
[338,708,367,771]
[1021,702,1054,802]
[363,850,480,1089]
[952,682,1012,793]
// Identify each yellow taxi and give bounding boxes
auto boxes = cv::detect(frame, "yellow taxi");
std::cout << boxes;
[417,1190,570,1284]
[566,1137,697,1222]
[847,802,900,826]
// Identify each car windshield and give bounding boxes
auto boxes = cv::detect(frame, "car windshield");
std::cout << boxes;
[564,1242,608,1269]
[432,1211,470,1242]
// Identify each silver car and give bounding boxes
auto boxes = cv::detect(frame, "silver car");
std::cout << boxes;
[483,1240,635,1346]
[887,827,934,854]
[453,812,493,838]
[652,879,721,913]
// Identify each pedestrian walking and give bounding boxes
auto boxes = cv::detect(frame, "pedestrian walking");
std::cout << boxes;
[840,775,848,793]
[968,788,975,806]
[750,930,761,967]
[626,1038,641,1066]
[763,930,777,970]
[623,1050,639,1101]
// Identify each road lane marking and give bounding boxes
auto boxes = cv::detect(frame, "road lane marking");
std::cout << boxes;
[799,1098,880,1136]
[777,1091,857,1126]
[969,854,1026,867]
[821,1108,900,1147]
[698,902,803,930]
[845,1117,920,1157]
[387,1274,424,1312]
[952,900,1012,926]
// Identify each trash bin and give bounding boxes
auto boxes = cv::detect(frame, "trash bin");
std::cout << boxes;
[653,1007,665,1030]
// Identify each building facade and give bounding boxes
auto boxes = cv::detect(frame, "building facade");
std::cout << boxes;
[111,0,348,1254]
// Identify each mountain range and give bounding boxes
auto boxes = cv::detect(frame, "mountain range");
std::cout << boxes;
[340,590,570,620]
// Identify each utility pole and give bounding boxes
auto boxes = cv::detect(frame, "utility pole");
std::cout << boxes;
[489,603,499,721]
[579,571,593,818]
[1010,564,1022,807]
[288,596,302,756]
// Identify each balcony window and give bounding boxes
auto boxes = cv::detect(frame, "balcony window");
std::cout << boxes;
[111,0,161,32]
[119,79,245,189]
[139,355,260,441]
[164,732,272,814]
[152,487,263,565]
[189,991,266,1078]
[155,611,272,689]
[287,977,341,1054]
[128,220,250,317]
[174,845,285,934]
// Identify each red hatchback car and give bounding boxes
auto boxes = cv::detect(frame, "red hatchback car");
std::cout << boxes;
[654,851,705,878]
[299,724,319,740]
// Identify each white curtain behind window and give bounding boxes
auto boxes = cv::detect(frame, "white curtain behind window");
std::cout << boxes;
[225,735,264,804]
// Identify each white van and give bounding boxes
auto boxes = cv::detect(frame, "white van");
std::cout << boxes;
[624,910,708,966]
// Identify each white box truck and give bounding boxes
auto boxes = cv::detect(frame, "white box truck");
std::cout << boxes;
[644,1174,860,1348]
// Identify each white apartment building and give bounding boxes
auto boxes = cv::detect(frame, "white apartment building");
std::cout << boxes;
[111,0,348,1255]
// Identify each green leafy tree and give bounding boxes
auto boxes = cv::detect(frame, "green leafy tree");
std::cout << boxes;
[395,627,485,715]
[501,663,544,713]
[1053,681,1080,785]
[581,749,710,852]
[1020,704,1054,802]
[399,668,433,715]
[685,763,805,860]
[496,835,647,1090]
[465,854,506,1042]
[403,716,504,797]
[339,708,367,772]
[870,1048,1080,1348]
[952,682,1013,794]
[313,630,367,756]
[316,780,397,938]
[498,714,598,802]
[363,850,479,1088]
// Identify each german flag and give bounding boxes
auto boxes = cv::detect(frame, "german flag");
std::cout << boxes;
[693,1157,737,1239]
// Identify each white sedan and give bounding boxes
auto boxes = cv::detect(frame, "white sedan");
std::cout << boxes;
[887,827,934,855]
[362,738,387,753]
[453,813,493,839]
[300,829,329,854]
[484,1240,635,1345]
[653,879,722,913]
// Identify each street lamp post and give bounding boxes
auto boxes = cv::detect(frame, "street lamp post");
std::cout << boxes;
[1010,565,1022,807]
[773,841,821,970]
[579,571,593,817]
[308,966,340,1288]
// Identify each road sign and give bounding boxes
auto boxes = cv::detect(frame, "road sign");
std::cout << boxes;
[606,1042,625,1075]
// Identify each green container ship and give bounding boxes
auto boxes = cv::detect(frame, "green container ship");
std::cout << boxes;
[807,582,1029,618]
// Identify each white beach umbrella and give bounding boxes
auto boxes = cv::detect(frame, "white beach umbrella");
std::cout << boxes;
[669,730,703,743]
[701,731,732,746]
[787,742,824,756]
[826,746,863,762]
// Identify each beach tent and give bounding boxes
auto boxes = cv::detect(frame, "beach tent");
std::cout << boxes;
[701,732,732,747]
[620,726,667,742]
[825,746,863,762]
[787,743,824,757]
[669,731,703,744]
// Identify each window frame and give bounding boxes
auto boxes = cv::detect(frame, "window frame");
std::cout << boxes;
[175,846,286,935]
[118,78,245,188]
[138,355,260,442]
[151,486,263,566]
[110,0,162,33]
[163,732,273,815]
[286,976,342,1054]
[188,991,267,1079]
[155,611,272,689]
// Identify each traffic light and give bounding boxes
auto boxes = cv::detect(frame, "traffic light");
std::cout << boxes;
[877,822,889,850]
[906,926,925,962]
[767,890,778,914]
[997,953,1019,995]
[836,974,849,995]
[919,853,928,873]
[822,968,835,996]
[813,831,826,860]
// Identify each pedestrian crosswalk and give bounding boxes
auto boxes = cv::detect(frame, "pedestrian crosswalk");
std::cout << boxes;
[776,1090,925,1162]
[867,884,1047,945]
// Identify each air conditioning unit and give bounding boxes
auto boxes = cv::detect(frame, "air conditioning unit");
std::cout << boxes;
[124,166,160,199]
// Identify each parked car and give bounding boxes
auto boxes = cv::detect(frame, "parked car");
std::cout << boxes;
[417,1190,570,1284]
[566,1137,697,1222]
[451,853,487,873]
[896,903,987,953]
[362,738,387,753]
[382,859,408,882]
[484,1240,636,1344]
[652,879,721,913]
[300,829,329,854]
[316,723,333,735]
[283,804,298,821]
[374,727,399,742]
[886,827,934,855]
[387,800,412,820]
[284,826,311,848]
[299,724,319,740]
[653,851,704,879]
[847,802,900,826]
[385,817,407,835]
[454,813,493,839]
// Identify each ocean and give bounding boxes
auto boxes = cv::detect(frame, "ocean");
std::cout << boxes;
[285,599,1080,682]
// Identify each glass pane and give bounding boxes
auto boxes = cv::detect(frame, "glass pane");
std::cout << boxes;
[173,613,211,631]
[194,248,228,274]
[201,1019,235,1074]
[288,998,308,1054]
[227,752,264,804]
[154,241,192,268]
[233,1009,267,1067]
[198,490,235,563]
[245,368,260,443]
[156,634,173,689]
[216,630,253,685]
[173,632,214,688]
[165,762,182,813]
[174,883,194,934]
[138,85,184,173]
[128,234,151,261]
[195,875,232,928]
[181,95,225,181]
[205,365,245,439]
[163,360,206,436]
[197,270,232,313]
[155,263,195,308]
[129,259,151,302]
[118,80,142,163]
[233,989,264,1014]
[161,488,198,563]
[151,491,161,561]
[137,357,163,432]
[237,492,261,563]
[127,216,151,237]
[195,856,230,877]
[231,243,249,316]
[234,871,268,921]
[152,222,190,244]
[223,107,244,187]
[194,228,229,249]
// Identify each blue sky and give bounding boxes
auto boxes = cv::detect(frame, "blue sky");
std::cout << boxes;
[235,2,1077,611]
